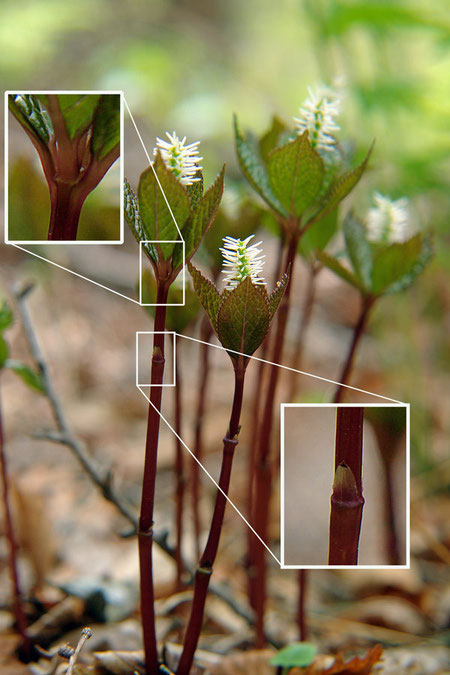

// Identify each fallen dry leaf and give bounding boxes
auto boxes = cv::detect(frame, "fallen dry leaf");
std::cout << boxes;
[92,649,146,674]
[207,648,275,674]
[297,644,383,674]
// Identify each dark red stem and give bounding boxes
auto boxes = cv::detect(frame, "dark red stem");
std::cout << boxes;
[333,297,374,403]
[174,356,185,589]
[381,454,401,565]
[328,407,365,565]
[47,182,88,240]
[252,230,299,647]
[288,263,319,401]
[191,316,213,559]
[0,378,32,658]
[176,365,246,675]
[138,281,168,674]
[247,235,285,610]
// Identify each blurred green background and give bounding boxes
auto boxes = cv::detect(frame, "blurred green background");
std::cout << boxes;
[1,0,449,475]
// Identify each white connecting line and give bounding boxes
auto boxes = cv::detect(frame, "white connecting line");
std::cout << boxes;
[123,98,184,240]
[10,95,185,305]
[177,333,406,405]
[137,384,282,565]
[136,333,406,566]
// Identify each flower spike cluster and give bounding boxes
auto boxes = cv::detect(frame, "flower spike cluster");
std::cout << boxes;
[366,192,414,244]
[220,235,266,290]
[294,86,340,154]
[155,131,203,186]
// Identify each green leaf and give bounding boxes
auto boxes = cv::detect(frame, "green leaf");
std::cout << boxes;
[268,273,289,321]
[259,115,288,159]
[124,179,158,264]
[343,213,373,288]
[371,234,423,295]
[267,132,324,217]
[0,301,14,333]
[186,171,204,210]
[138,154,191,261]
[188,263,222,331]
[233,115,288,217]
[172,166,225,272]
[316,250,367,294]
[0,336,9,368]
[216,277,270,360]
[9,94,53,144]
[383,234,433,294]
[91,95,120,159]
[4,359,45,393]
[270,642,317,667]
[308,144,373,225]
[299,207,338,260]
[56,94,100,139]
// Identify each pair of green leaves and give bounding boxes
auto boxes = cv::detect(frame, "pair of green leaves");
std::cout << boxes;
[9,94,120,163]
[234,115,371,228]
[0,302,44,393]
[188,264,288,365]
[317,214,432,298]
[124,154,225,278]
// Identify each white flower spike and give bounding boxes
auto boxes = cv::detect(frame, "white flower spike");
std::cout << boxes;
[220,235,266,290]
[294,86,340,154]
[155,131,203,186]
[366,192,414,244]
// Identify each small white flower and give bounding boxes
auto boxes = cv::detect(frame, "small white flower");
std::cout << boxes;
[294,86,340,154]
[154,131,203,186]
[366,192,414,244]
[220,235,266,290]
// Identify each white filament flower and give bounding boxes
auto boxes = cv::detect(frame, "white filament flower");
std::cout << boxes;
[294,86,340,154]
[220,235,266,290]
[154,131,203,186]
[366,193,414,244]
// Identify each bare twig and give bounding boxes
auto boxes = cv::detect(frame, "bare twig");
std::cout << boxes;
[13,283,179,554]
[59,626,92,675]
[13,282,262,632]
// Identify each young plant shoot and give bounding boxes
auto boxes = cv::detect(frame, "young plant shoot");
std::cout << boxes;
[124,132,224,674]
[9,94,120,240]
[316,192,432,402]
[234,84,371,643]
[328,407,365,565]
[176,238,288,674]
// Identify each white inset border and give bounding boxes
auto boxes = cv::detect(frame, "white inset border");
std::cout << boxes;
[136,331,176,387]
[139,240,185,306]
[4,90,124,245]
[280,402,410,570]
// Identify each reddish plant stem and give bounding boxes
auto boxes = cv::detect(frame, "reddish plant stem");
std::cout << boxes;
[247,235,285,609]
[288,263,319,402]
[174,356,185,589]
[328,407,365,565]
[333,296,375,403]
[0,378,32,659]
[191,315,213,559]
[138,281,169,674]
[252,230,299,647]
[176,364,246,675]
[297,569,308,640]
[380,455,401,565]
[47,183,87,240]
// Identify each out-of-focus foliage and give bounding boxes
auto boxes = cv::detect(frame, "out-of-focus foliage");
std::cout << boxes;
[1,0,448,465]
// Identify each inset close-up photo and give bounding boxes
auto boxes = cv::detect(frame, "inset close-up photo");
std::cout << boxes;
[281,404,408,567]
[6,92,122,243]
